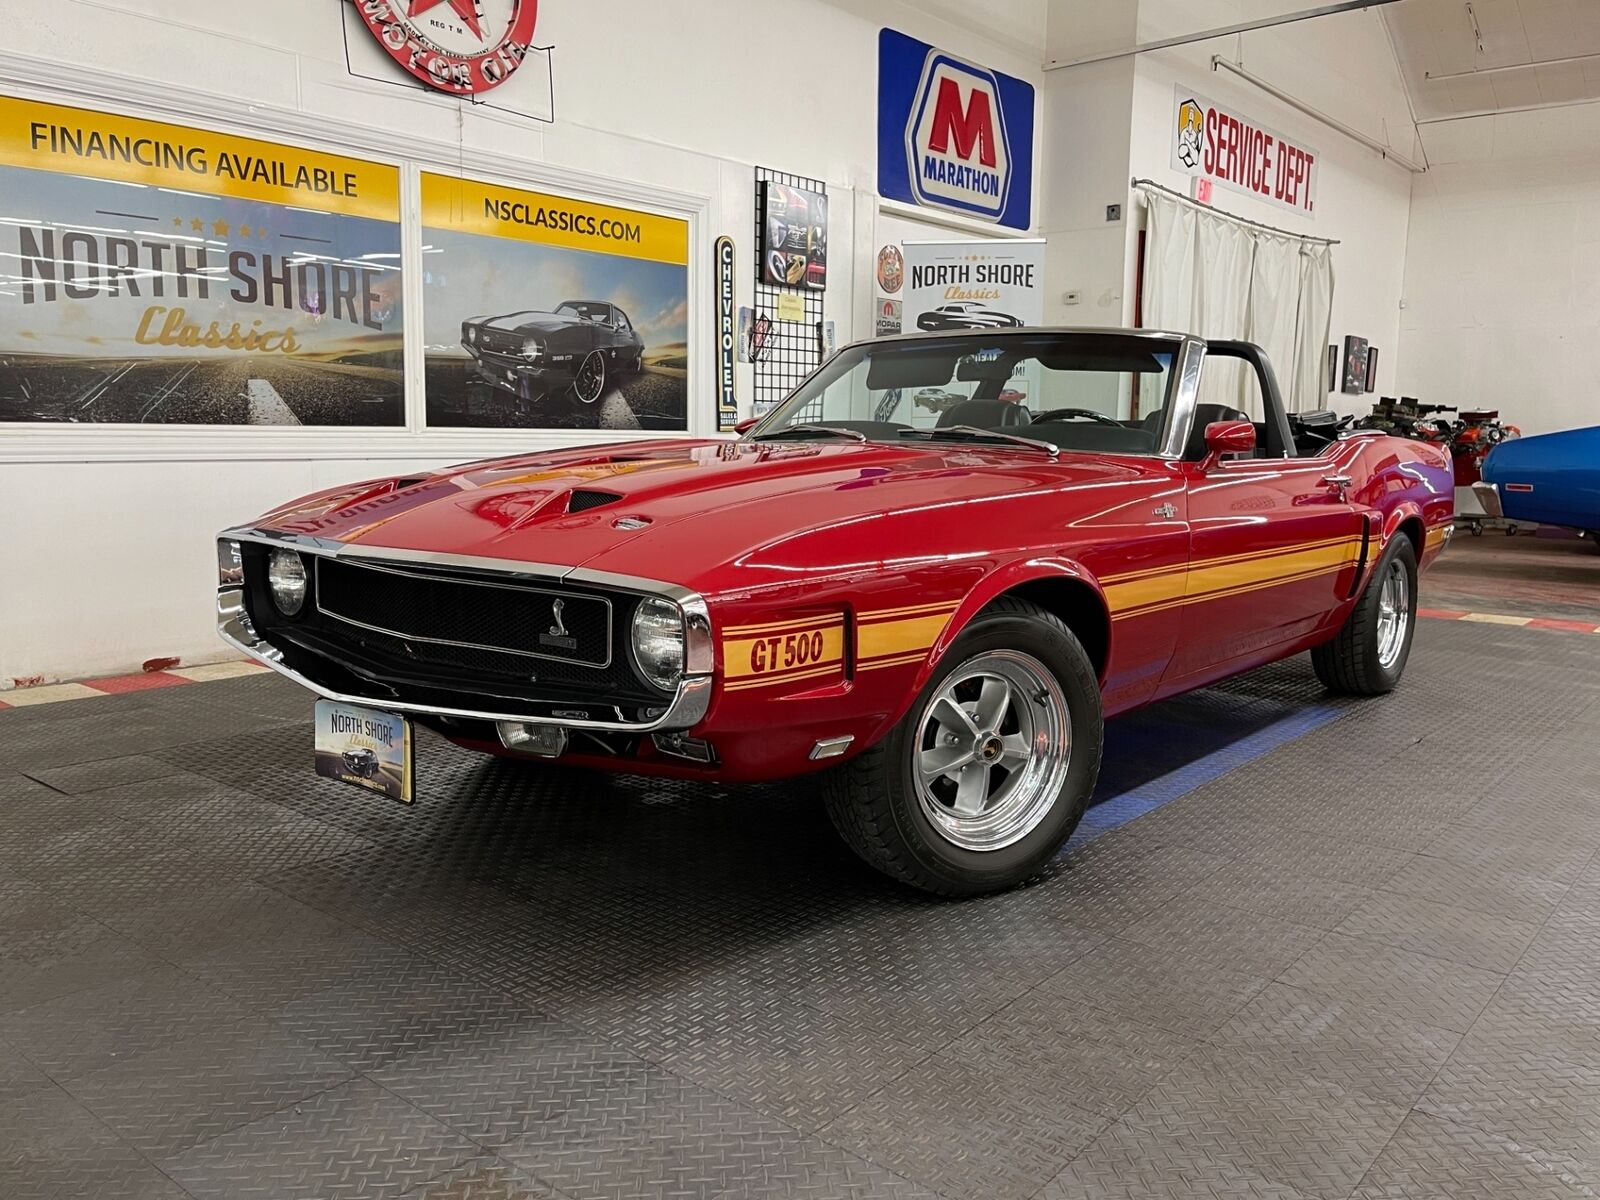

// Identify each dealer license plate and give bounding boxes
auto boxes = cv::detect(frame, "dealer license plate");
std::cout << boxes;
[313,700,413,804]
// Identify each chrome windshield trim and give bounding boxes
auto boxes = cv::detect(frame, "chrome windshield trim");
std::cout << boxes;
[1158,336,1207,460]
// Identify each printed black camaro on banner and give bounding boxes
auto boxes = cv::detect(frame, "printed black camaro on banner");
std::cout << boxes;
[422,173,690,430]
[0,96,404,425]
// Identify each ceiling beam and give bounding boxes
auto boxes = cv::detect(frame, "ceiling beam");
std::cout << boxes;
[1044,0,1408,71]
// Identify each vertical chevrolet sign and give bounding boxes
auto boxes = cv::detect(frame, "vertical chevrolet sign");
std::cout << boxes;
[878,28,1035,230]
[715,235,737,431]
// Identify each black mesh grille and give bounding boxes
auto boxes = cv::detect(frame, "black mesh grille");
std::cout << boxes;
[315,558,611,667]
[567,490,622,513]
[477,328,525,355]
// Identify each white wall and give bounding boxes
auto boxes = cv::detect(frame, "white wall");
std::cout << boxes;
[1399,102,1600,436]
[1122,6,1418,414]
[1031,3,1418,416]
[0,0,1045,687]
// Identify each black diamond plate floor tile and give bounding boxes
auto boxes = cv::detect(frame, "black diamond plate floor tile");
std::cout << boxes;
[1330,889,1542,974]
[61,1017,356,1158]
[1276,932,1506,1033]
[0,965,260,1081]
[494,1066,802,1200]
[23,754,187,796]
[1097,1047,1410,1200]
[0,1086,191,1200]
[398,1156,563,1200]
[937,987,1198,1120]
[159,1078,484,1200]
[1202,983,1461,1107]
[1025,935,1273,1041]
[0,1034,52,1106]
[820,1054,1110,1200]
[1349,1110,1600,1199]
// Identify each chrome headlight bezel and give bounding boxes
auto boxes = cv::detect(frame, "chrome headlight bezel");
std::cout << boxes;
[266,547,308,617]
[630,596,685,692]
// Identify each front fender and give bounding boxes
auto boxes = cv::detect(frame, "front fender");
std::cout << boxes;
[864,556,1108,746]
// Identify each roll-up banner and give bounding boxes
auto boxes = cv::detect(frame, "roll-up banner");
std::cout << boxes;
[902,239,1045,333]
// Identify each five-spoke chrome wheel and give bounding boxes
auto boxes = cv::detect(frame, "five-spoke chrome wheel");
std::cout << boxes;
[912,649,1072,852]
[1375,556,1410,669]
[574,351,607,405]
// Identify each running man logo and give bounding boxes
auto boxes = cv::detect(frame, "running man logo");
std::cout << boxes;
[906,53,1011,222]
[1176,98,1204,169]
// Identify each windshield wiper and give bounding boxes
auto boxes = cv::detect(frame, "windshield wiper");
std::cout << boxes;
[898,425,1058,456]
[751,424,869,443]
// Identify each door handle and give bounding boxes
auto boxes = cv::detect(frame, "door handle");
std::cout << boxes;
[1322,473,1353,499]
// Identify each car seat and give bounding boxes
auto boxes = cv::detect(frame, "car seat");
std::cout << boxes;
[936,399,1032,429]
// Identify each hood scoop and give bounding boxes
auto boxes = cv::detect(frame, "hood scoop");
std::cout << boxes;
[567,489,624,513]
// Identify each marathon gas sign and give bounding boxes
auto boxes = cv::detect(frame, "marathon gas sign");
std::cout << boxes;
[1170,86,1318,218]
[878,28,1034,230]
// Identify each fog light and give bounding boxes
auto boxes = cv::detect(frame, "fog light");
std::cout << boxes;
[266,548,307,616]
[652,733,716,764]
[497,721,568,758]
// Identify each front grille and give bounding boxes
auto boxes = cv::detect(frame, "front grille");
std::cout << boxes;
[316,558,611,668]
[477,329,526,356]
[239,545,667,710]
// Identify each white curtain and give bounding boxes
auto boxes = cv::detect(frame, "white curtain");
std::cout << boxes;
[1140,190,1335,415]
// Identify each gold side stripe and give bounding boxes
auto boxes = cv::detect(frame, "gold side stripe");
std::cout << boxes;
[1111,562,1350,621]
[857,612,951,660]
[858,601,961,622]
[858,651,929,672]
[723,614,846,637]
[1099,534,1362,585]
[723,663,843,691]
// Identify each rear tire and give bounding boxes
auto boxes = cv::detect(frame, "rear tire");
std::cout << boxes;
[822,597,1103,896]
[1311,535,1418,695]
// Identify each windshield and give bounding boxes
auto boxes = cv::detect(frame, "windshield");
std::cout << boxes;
[748,332,1182,456]
[557,302,609,322]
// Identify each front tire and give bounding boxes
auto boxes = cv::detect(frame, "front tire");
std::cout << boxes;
[1311,535,1417,695]
[572,351,607,405]
[822,597,1103,896]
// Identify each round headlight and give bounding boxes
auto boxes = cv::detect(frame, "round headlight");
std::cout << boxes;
[266,548,308,617]
[521,336,543,358]
[631,597,684,691]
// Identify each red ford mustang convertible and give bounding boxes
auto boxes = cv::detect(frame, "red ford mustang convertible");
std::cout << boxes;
[217,329,1453,894]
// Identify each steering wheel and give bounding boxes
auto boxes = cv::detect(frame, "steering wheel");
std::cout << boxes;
[1030,407,1124,427]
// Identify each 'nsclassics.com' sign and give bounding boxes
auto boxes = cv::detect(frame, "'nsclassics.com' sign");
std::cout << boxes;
[878,28,1034,230]
[1170,85,1318,217]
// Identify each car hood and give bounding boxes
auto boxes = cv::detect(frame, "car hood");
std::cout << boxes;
[252,438,1160,592]
[477,311,581,335]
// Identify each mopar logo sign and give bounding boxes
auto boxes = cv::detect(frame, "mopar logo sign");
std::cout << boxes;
[878,28,1034,229]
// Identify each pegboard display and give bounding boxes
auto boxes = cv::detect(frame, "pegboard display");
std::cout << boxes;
[752,165,826,414]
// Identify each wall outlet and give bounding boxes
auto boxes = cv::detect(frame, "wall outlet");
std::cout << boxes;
[1062,290,1082,305]
[1106,203,1122,222]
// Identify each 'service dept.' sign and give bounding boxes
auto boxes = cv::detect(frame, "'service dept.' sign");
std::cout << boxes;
[878,28,1035,230]
[1170,85,1318,218]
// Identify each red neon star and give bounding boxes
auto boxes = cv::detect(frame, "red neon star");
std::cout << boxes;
[407,0,484,40]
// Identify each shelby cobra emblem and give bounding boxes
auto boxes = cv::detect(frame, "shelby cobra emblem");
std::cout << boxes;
[217,327,1452,896]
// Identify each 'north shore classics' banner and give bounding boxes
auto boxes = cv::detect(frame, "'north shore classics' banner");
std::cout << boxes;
[420,172,690,431]
[0,96,404,425]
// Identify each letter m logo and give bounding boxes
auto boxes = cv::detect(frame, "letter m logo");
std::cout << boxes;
[927,77,996,167]
[906,51,1010,221]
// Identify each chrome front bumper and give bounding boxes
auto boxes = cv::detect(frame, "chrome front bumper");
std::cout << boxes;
[1470,481,1504,518]
[215,528,714,734]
